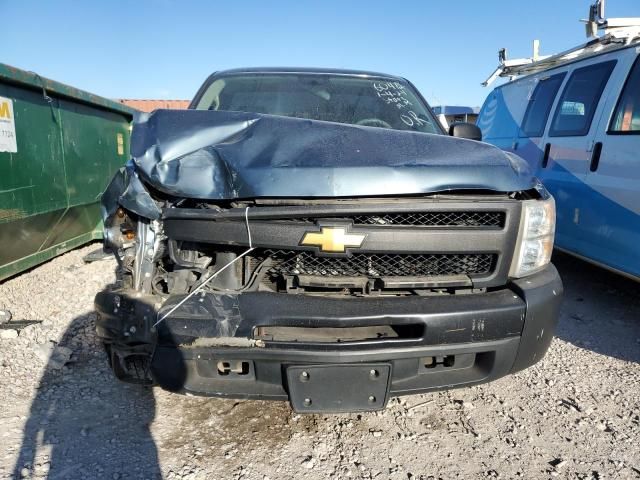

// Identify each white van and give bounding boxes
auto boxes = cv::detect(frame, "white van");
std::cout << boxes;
[477,1,640,280]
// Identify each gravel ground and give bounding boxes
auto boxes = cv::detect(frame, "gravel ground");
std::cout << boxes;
[0,244,638,480]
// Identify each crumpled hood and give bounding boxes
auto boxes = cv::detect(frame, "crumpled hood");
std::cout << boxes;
[129,109,535,200]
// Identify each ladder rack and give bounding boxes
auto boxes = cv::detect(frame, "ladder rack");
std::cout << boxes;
[482,1,640,86]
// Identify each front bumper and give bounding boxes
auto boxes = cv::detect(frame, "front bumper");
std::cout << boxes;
[95,265,562,408]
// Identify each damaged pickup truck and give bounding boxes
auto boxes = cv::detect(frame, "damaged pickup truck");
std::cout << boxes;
[95,68,562,413]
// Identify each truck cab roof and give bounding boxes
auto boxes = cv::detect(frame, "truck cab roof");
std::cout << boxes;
[204,67,406,81]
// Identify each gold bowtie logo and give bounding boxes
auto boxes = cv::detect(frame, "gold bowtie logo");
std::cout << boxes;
[300,227,366,253]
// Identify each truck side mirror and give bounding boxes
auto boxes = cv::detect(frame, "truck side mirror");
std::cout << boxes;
[449,122,482,141]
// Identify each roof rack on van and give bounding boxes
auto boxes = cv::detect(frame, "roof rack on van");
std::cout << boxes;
[482,0,640,86]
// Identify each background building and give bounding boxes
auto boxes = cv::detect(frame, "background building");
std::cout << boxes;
[118,99,189,112]
[432,105,480,129]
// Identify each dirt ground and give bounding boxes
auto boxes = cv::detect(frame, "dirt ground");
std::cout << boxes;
[0,244,638,480]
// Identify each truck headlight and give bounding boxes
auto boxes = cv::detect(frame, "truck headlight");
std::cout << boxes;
[510,197,556,278]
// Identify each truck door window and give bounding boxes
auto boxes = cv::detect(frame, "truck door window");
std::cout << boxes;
[610,55,640,133]
[520,73,566,137]
[549,60,616,137]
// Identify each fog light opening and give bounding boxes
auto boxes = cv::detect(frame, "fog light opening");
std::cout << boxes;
[217,360,250,376]
[423,355,455,369]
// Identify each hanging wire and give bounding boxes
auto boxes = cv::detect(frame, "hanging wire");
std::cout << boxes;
[152,206,254,328]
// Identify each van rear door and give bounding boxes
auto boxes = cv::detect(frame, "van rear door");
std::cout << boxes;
[584,50,640,277]
[536,58,617,257]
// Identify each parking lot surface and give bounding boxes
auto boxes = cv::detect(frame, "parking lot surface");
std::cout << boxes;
[0,245,638,479]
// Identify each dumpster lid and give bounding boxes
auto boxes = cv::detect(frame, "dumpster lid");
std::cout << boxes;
[0,63,137,117]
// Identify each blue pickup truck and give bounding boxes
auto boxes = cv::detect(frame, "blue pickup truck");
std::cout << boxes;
[94,67,562,413]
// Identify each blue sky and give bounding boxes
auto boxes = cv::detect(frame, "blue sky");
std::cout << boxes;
[3,0,638,107]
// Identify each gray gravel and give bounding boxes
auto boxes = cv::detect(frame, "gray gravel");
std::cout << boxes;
[0,244,638,479]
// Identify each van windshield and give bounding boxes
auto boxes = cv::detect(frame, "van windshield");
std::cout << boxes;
[193,73,441,134]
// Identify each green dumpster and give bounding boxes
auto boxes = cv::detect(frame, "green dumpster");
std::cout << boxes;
[0,63,135,281]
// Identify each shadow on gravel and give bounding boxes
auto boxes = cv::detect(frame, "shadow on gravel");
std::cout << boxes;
[552,251,640,363]
[12,314,161,479]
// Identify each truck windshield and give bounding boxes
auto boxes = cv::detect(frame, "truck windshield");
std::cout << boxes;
[193,73,441,134]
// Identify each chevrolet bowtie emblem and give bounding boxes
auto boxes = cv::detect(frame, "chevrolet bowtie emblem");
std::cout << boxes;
[300,227,366,253]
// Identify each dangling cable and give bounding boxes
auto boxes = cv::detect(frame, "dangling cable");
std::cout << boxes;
[244,205,252,248]
[152,206,254,328]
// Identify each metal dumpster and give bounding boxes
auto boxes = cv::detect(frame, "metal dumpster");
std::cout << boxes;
[0,63,135,281]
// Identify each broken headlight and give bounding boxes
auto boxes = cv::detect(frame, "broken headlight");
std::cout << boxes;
[510,197,556,278]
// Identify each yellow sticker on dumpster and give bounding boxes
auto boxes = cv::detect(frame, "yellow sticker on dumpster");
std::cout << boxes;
[0,96,17,153]
[117,132,124,155]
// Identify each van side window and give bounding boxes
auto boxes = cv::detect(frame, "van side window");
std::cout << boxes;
[610,55,640,133]
[549,60,617,137]
[520,73,566,137]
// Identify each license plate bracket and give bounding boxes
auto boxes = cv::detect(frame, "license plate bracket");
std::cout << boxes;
[286,363,391,413]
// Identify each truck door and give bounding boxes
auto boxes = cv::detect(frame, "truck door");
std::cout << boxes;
[536,59,617,257]
[584,51,640,277]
